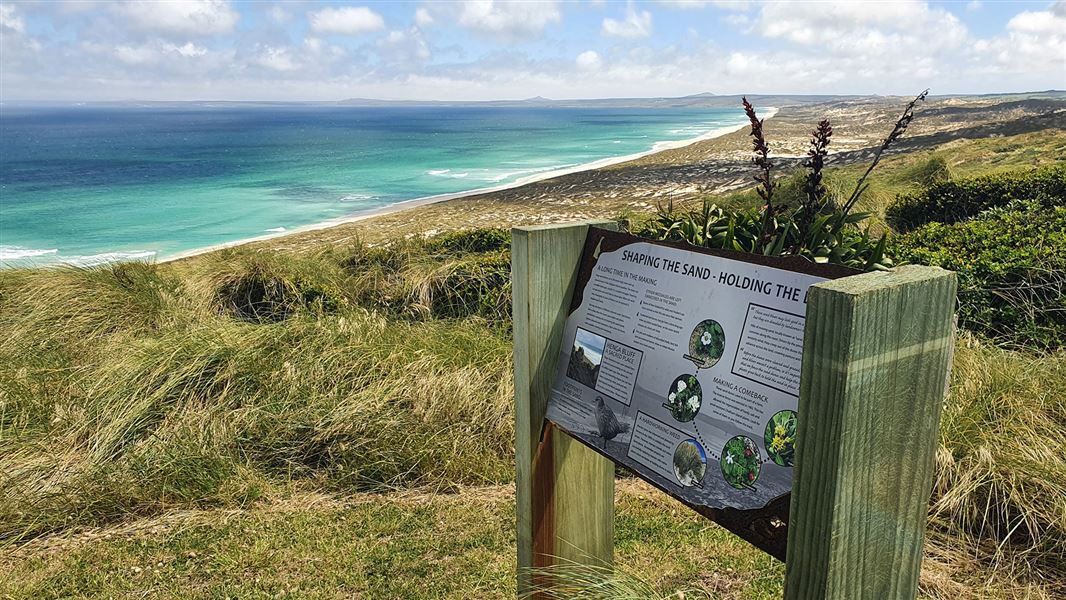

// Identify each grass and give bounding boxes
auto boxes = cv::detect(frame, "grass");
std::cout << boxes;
[0,249,515,543]
[931,336,1066,588]
[2,248,1063,598]
[2,128,1065,598]
[0,482,785,600]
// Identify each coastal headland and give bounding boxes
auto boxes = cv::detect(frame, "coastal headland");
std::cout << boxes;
[172,93,1065,259]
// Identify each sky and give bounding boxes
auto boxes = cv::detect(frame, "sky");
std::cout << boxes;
[1,0,1064,101]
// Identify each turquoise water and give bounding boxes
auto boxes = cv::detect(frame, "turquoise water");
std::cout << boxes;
[0,105,746,266]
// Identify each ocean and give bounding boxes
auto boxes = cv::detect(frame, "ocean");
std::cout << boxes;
[0,105,746,266]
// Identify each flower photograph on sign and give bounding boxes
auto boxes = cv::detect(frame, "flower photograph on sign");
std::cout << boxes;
[721,436,761,490]
[764,410,797,467]
[664,374,702,422]
[686,319,726,369]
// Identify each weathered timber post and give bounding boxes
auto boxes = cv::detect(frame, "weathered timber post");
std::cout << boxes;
[785,265,957,600]
[513,220,617,597]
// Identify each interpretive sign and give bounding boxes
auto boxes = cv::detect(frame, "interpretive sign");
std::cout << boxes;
[517,221,956,597]
[545,227,855,556]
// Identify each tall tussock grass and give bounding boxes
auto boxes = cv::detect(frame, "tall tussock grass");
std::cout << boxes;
[191,249,353,322]
[522,562,707,600]
[1,227,1063,595]
[0,262,192,359]
[335,228,511,322]
[931,333,1066,587]
[0,241,514,542]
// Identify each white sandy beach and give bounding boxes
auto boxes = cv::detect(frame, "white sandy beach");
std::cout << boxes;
[160,109,776,263]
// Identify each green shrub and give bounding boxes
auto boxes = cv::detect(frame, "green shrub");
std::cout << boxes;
[200,250,350,323]
[419,253,511,321]
[637,200,891,271]
[337,231,512,322]
[886,165,1066,233]
[425,227,510,254]
[892,200,1066,350]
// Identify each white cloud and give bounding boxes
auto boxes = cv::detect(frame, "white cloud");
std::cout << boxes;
[96,40,211,67]
[303,37,347,61]
[254,45,298,72]
[755,0,968,59]
[723,13,750,27]
[113,44,158,65]
[970,1,1065,75]
[602,4,653,39]
[308,6,385,36]
[456,1,561,40]
[116,0,239,35]
[658,1,750,9]
[171,42,208,57]
[1007,1,1065,37]
[267,5,292,24]
[378,27,431,64]
[1,4,26,33]
[966,0,981,11]
[414,8,434,27]
[576,50,602,71]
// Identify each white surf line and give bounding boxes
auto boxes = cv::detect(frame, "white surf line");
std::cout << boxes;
[161,108,777,264]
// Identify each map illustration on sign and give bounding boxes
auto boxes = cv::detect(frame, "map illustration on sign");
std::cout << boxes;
[545,228,854,513]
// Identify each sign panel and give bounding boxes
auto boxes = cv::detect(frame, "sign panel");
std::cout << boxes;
[545,228,856,558]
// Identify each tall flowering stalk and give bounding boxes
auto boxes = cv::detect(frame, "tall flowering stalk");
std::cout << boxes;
[835,89,929,231]
[645,92,926,271]
[794,119,833,251]
[742,97,777,252]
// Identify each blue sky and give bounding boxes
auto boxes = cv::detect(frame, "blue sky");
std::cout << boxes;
[1,1,1063,101]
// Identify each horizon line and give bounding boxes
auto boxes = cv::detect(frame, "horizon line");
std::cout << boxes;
[3,89,1064,105]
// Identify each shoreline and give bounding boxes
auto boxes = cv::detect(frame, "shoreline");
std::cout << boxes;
[159,108,775,263]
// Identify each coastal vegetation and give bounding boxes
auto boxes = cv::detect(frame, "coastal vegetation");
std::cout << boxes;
[638,93,927,272]
[2,110,1064,598]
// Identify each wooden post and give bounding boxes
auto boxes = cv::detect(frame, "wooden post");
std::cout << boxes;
[513,220,616,597]
[785,265,957,600]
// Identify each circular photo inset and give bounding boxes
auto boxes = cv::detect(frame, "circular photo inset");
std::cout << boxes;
[687,319,726,369]
[663,374,702,422]
[721,436,761,489]
[672,438,708,487]
[764,410,797,467]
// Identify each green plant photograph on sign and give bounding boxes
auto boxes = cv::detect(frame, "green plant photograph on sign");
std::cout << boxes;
[764,410,797,467]
[721,436,762,489]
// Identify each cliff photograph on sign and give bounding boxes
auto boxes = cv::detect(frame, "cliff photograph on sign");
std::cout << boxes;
[567,328,607,389]
[2,1,1064,599]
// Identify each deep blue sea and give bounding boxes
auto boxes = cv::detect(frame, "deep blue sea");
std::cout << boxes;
[0,105,746,266]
